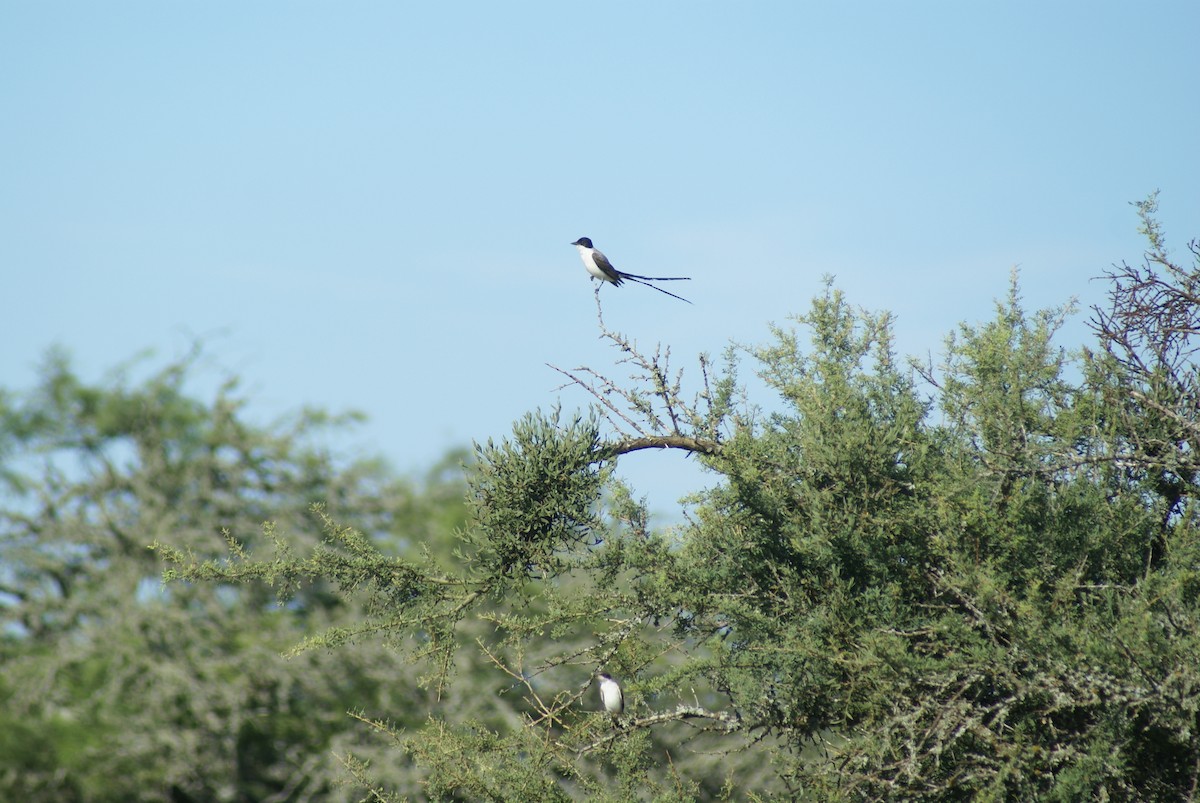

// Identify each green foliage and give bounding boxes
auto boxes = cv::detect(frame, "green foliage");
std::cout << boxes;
[0,349,470,801]
[465,409,605,579]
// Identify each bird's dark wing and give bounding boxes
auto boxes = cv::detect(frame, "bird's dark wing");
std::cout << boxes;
[592,250,624,284]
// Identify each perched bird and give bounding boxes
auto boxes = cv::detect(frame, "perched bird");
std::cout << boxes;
[596,671,624,721]
[571,237,692,303]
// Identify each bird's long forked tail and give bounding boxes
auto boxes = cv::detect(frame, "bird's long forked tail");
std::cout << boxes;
[618,271,690,281]
[617,271,693,303]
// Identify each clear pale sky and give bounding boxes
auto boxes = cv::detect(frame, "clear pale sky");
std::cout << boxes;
[3,3,1198,512]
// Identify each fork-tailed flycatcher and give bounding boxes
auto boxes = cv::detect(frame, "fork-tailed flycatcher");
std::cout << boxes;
[596,671,624,721]
[571,237,692,303]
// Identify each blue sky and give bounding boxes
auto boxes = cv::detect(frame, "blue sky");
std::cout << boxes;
[3,2,1198,514]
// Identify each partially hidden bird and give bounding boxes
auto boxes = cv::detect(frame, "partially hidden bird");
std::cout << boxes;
[596,671,624,722]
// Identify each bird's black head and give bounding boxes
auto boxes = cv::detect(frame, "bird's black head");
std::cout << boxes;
[597,671,613,681]
[572,237,593,248]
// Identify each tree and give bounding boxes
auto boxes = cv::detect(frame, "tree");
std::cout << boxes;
[1088,192,1200,559]
[158,202,1200,800]
[0,349,470,801]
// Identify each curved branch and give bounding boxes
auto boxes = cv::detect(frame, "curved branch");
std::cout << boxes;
[575,705,744,754]
[599,436,723,460]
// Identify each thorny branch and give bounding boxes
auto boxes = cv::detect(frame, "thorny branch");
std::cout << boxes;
[546,290,727,458]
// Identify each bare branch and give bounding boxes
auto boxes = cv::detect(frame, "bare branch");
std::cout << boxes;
[545,362,648,437]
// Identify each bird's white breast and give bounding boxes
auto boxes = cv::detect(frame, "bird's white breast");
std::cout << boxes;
[576,245,616,284]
